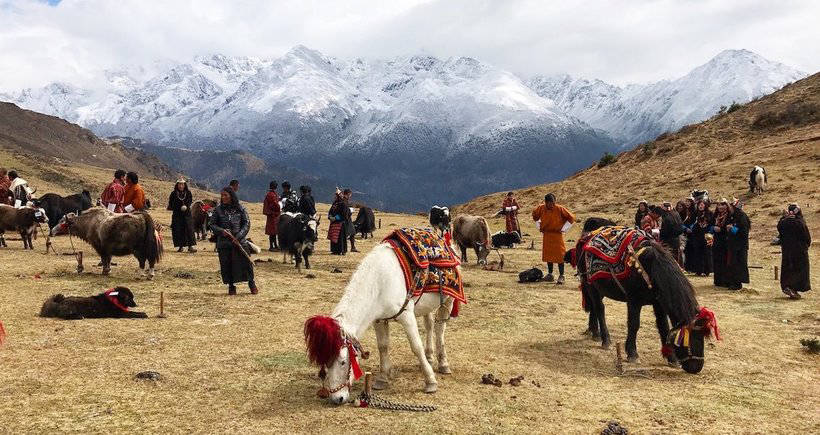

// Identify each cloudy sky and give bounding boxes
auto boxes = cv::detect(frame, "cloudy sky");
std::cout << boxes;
[1,0,818,91]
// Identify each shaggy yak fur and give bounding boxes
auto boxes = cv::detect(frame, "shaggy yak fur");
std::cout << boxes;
[452,214,491,264]
[192,199,218,241]
[429,206,450,233]
[40,287,148,319]
[491,231,522,248]
[353,206,376,239]
[582,217,616,235]
[0,204,48,249]
[51,207,163,277]
[278,213,319,271]
[33,191,92,230]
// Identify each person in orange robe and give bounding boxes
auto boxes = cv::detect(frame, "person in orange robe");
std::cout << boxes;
[122,172,146,212]
[532,193,575,284]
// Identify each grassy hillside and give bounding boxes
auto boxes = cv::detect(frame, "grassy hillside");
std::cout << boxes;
[0,102,180,185]
[458,72,820,239]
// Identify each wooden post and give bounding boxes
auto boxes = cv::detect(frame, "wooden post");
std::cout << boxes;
[615,342,624,375]
[378,219,381,229]
[76,251,84,274]
[363,371,373,396]
[774,266,779,281]
[157,291,166,318]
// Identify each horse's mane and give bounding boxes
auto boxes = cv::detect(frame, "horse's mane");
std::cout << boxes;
[641,242,699,326]
[304,315,344,367]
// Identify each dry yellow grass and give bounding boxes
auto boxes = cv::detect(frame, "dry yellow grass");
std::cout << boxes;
[0,197,818,433]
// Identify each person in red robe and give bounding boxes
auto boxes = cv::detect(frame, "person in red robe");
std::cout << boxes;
[502,192,520,234]
[263,181,281,251]
[101,169,127,212]
[641,207,661,240]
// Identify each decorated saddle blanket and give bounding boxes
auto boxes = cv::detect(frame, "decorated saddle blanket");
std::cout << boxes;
[383,228,466,304]
[582,226,651,282]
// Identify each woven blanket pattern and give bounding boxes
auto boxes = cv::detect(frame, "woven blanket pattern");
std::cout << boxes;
[582,226,651,282]
[384,228,466,304]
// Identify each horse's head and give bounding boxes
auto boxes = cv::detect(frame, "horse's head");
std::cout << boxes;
[304,316,366,405]
[475,241,490,265]
[665,307,720,374]
[51,212,77,236]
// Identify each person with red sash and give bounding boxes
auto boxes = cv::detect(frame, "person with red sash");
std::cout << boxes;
[502,191,520,234]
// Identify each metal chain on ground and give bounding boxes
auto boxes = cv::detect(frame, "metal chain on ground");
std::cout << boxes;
[356,392,437,412]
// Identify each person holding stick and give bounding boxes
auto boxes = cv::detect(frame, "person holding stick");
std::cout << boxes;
[210,187,257,295]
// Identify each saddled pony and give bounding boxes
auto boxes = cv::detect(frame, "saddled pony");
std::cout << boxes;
[304,242,457,405]
[568,227,719,374]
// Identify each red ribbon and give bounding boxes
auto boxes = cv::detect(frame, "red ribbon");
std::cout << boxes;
[348,342,363,380]
[696,307,721,340]
[104,288,130,312]
[0,320,6,346]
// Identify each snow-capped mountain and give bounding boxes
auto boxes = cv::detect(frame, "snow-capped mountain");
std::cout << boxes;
[527,49,807,146]
[5,46,613,210]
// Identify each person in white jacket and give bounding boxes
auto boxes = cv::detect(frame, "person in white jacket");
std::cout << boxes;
[7,171,33,208]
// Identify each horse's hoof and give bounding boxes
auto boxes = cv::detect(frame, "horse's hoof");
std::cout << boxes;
[425,354,434,364]
[373,379,390,390]
[627,356,639,363]
[438,365,452,375]
[424,382,438,394]
[601,342,611,350]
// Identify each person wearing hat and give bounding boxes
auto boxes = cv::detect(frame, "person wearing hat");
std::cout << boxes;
[531,193,575,284]
[167,178,197,253]
[263,181,281,251]
[777,203,811,299]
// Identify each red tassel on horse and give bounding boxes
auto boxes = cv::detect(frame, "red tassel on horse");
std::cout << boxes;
[450,300,460,317]
[348,342,363,380]
[304,316,344,367]
[696,307,721,340]
[0,320,6,346]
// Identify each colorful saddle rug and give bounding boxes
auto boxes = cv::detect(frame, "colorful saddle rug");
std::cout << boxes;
[582,226,651,282]
[383,228,466,304]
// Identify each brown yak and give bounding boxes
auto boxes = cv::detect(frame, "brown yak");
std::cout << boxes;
[452,214,492,265]
[51,207,163,278]
[0,204,48,249]
[191,199,217,241]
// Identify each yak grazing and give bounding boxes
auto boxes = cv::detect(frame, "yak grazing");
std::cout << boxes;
[51,207,163,278]
[452,214,492,265]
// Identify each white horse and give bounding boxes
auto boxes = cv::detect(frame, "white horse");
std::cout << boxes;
[749,165,767,195]
[304,243,455,405]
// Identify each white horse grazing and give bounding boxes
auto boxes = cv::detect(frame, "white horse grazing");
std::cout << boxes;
[305,243,455,405]
[749,165,767,194]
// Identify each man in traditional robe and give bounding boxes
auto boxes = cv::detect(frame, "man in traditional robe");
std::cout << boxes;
[0,168,11,205]
[262,181,281,251]
[778,204,811,299]
[101,169,126,212]
[641,206,661,240]
[531,193,575,284]
[122,172,146,212]
[502,192,520,234]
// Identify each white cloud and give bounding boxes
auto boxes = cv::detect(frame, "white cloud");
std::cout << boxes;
[1,0,818,92]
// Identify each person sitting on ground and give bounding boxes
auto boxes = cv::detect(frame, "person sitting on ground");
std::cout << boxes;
[122,172,146,213]
[531,193,575,285]
[777,203,811,299]
[167,178,197,253]
[263,181,281,251]
[102,169,127,212]
[210,187,257,295]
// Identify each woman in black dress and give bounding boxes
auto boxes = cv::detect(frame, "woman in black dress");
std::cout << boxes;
[778,204,811,299]
[167,179,197,253]
[686,200,713,276]
[210,187,257,295]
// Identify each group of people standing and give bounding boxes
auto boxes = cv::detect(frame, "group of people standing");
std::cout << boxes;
[0,168,35,207]
[634,195,810,299]
[262,181,316,251]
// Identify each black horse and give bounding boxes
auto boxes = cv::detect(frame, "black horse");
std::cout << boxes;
[568,228,718,374]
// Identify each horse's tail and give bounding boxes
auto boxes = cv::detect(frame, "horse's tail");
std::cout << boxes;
[142,212,162,264]
[640,242,698,326]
